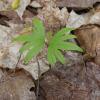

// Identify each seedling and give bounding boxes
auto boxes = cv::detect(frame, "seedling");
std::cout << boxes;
[13,18,83,99]
[14,18,83,65]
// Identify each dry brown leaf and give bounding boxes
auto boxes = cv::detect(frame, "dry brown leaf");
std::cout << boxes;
[16,0,31,19]
[0,69,36,100]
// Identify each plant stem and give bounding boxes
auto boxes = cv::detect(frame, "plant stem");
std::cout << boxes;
[15,53,22,68]
[36,57,40,100]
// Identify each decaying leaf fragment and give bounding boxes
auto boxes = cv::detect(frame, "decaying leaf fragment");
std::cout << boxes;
[56,0,100,9]
[0,69,36,100]
[15,0,31,19]
[37,0,69,32]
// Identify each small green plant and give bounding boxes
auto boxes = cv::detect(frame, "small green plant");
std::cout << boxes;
[14,18,83,65]
[47,28,83,64]
[13,18,83,100]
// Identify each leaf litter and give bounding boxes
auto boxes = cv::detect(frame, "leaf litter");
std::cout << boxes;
[0,0,100,100]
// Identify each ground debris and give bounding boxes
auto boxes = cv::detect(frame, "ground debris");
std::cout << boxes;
[0,1,100,100]
[39,62,100,100]
[75,24,100,66]
[37,0,69,32]
[0,69,36,100]
[56,0,100,9]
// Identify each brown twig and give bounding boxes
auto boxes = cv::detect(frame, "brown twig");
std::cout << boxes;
[36,57,41,100]
[15,53,22,68]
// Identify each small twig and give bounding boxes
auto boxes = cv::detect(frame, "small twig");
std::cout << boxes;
[15,53,22,68]
[36,57,41,100]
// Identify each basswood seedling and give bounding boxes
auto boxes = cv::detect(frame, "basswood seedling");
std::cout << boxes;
[14,18,83,65]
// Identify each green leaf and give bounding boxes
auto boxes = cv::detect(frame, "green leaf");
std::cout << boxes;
[58,42,83,52]
[61,34,76,41]
[53,28,73,39]
[47,47,56,64]
[24,44,44,64]
[13,34,31,43]
[19,43,32,53]
[32,18,45,37]
[46,32,53,44]
[55,49,65,64]
[14,18,45,64]
[47,27,83,64]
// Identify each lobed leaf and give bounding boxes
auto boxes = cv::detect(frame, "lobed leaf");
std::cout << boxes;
[14,18,45,64]
[13,34,31,43]
[47,27,83,64]
[24,44,44,64]
[58,42,83,52]
[32,18,45,37]
[55,49,65,64]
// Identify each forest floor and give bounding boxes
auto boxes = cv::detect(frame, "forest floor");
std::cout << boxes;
[0,0,100,100]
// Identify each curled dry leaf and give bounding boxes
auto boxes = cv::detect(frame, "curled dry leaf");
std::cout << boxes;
[75,24,100,66]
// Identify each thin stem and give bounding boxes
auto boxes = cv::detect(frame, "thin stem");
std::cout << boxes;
[15,53,21,68]
[36,57,41,100]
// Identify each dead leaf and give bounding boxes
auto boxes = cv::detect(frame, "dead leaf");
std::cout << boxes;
[16,0,31,19]
[90,12,100,25]
[30,1,41,8]
[0,69,36,100]
[75,24,100,66]
[56,0,100,9]
[66,10,88,29]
